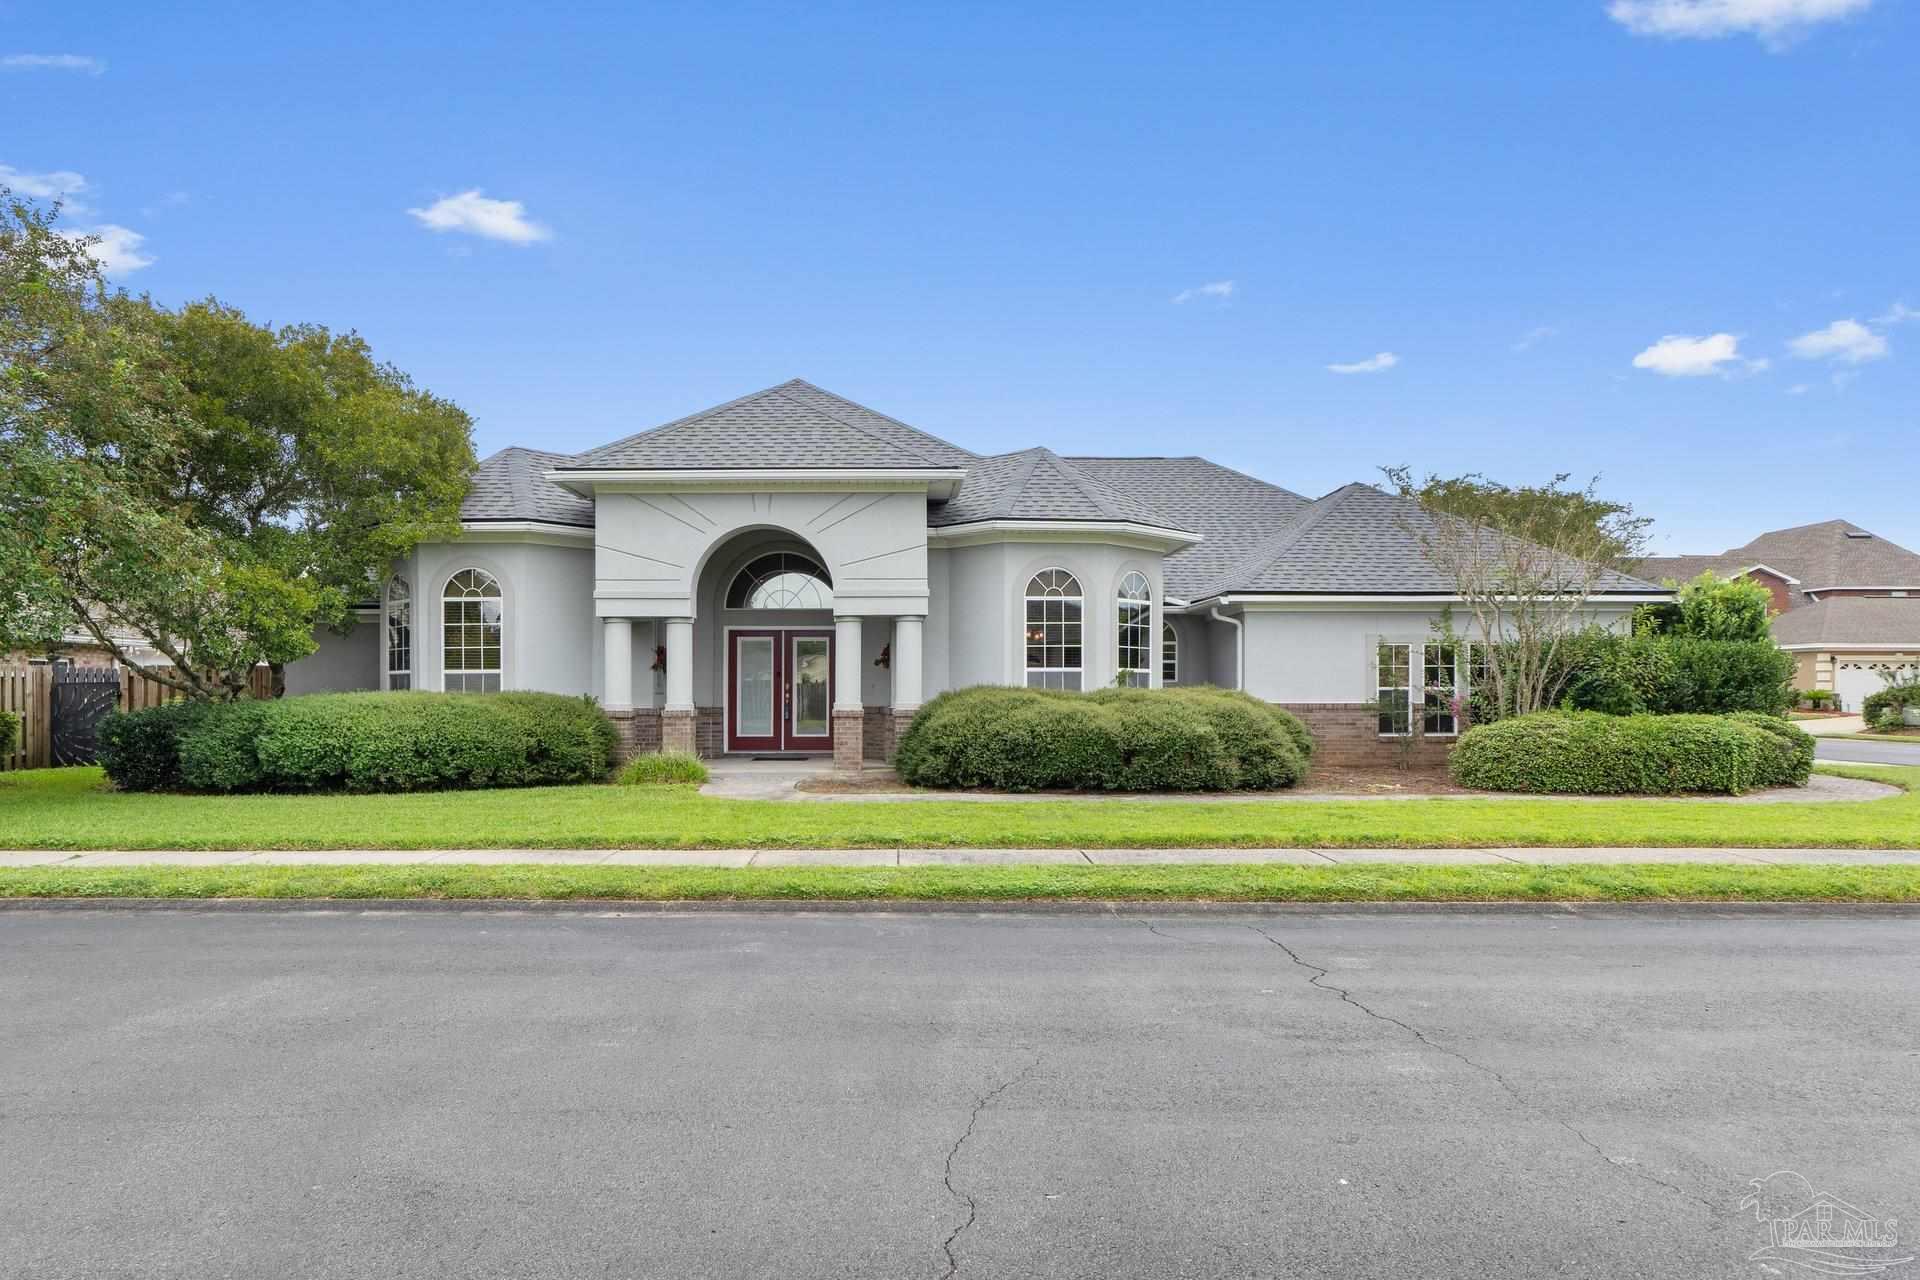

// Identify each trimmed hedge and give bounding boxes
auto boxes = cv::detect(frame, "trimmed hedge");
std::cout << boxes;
[895,685,1312,792]
[1561,635,1797,717]
[1862,682,1920,730]
[0,707,18,754]
[1449,710,1813,796]
[102,692,618,793]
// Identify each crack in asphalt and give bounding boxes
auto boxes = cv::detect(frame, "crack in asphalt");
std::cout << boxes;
[1241,923,1723,1219]
[939,1057,1041,1279]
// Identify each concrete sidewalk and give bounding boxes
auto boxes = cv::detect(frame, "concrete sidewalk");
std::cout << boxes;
[5,846,1920,866]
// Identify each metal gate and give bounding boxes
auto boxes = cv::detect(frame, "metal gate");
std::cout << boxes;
[51,667,125,766]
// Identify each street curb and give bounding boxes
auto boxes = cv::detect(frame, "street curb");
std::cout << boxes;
[4,897,1920,916]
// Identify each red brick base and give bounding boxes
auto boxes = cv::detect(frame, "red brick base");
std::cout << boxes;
[832,708,866,772]
[605,708,662,765]
[1277,703,1453,769]
[660,708,697,756]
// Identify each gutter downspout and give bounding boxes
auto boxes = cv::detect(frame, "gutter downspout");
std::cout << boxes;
[1209,606,1244,692]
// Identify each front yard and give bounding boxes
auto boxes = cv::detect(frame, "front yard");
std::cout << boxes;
[2,763,1917,852]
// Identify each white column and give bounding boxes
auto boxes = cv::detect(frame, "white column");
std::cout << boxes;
[603,618,633,712]
[664,617,695,711]
[891,615,923,711]
[834,616,863,712]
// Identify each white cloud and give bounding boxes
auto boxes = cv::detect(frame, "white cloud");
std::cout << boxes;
[406,189,550,244]
[1786,383,1810,395]
[1512,325,1558,352]
[0,164,89,200]
[74,224,153,275]
[1327,351,1399,375]
[1606,0,1873,47]
[1875,301,1919,325]
[2,53,105,75]
[1788,317,1888,364]
[1630,332,1751,376]
[1171,280,1234,304]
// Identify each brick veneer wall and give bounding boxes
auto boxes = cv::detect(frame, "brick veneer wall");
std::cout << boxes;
[605,708,663,765]
[1279,703,1453,769]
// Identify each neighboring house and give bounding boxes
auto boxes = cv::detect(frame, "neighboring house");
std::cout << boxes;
[288,379,1664,765]
[1642,520,1920,711]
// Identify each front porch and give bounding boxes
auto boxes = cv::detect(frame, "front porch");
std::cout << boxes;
[592,523,928,770]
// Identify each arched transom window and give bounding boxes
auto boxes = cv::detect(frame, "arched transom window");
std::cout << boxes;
[443,568,502,693]
[1024,569,1083,690]
[726,553,833,610]
[385,576,412,691]
[1162,621,1178,685]
[1116,572,1152,688]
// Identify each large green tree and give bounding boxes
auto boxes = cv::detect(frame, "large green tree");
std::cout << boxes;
[0,191,476,698]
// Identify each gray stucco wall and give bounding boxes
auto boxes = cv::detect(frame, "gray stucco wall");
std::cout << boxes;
[934,540,1169,692]
[1236,605,1637,703]
[283,618,380,694]
[1164,613,1213,687]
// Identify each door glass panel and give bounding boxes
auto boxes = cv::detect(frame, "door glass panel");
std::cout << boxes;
[737,638,774,737]
[792,637,830,738]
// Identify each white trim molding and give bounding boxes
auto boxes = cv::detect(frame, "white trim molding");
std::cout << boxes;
[1194,592,1672,611]
[550,467,967,500]
[927,520,1201,553]
[459,521,595,546]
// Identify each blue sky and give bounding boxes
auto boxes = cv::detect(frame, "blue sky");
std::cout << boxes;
[6,0,1916,554]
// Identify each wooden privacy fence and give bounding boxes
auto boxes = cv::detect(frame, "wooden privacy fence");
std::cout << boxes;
[0,664,273,770]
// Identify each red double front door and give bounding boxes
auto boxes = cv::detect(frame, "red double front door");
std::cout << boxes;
[727,629,835,753]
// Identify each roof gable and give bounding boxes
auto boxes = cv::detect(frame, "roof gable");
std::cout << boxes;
[568,379,973,470]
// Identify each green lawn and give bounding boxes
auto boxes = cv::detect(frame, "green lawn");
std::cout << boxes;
[0,764,1916,851]
[4,862,1918,902]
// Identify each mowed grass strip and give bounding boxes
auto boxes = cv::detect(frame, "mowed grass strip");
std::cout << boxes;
[4,863,1920,902]
[0,765,1914,852]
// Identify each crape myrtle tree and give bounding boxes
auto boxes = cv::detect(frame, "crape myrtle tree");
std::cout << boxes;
[1382,467,1654,720]
[0,190,476,698]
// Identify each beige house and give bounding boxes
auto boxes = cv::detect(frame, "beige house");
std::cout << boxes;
[1642,520,1920,711]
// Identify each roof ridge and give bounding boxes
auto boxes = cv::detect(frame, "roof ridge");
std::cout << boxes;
[782,379,979,461]
[1031,448,1127,521]
[1197,485,1364,597]
[766,383,946,466]
[993,448,1049,519]
[570,382,801,464]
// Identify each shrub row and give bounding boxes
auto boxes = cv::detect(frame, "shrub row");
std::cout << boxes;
[0,707,18,754]
[1468,632,1797,724]
[99,692,618,793]
[1448,710,1814,796]
[1862,682,1920,731]
[895,685,1312,792]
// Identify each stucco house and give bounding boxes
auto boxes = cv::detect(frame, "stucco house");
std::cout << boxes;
[288,379,1664,766]
[1642,520,1920,711]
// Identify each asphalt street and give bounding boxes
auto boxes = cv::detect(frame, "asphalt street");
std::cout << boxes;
[1816,736,1920,766]
[2,906,1916,1279]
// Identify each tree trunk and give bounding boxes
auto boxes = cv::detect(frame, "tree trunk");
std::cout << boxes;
[268,662,287,700]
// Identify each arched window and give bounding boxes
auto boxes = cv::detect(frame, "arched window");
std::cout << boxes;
[384,577,412,691]
[442,569,502,693]
[1162,621,1178,685]
[1024,569,1083,690]
[726,553,833,610]
[1116,572,1152,688]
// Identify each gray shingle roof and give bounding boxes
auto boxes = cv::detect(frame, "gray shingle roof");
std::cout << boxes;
[928,448,1189,532]
[1064,457,1312,600]
[1188,482,1661,599]
[567,379,973,470]
[461,447,594,527]
[1642,520,1920,609]
[1771,597,1920,647]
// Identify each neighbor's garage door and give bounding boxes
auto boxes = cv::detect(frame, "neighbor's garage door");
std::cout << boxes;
[1835,661,1920,713]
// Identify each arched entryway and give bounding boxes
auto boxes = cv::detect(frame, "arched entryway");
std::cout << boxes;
[716,545,837,753]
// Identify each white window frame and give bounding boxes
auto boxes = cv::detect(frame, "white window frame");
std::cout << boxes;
[384,576,412,692]
[1377,642,1413,737]
[726,552,833,611]
[1116,572,1152,688]
[1024,569,1084,691]
[1162,620,1178,685]
[1422,642,1461,738]
[442,568,503,693]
